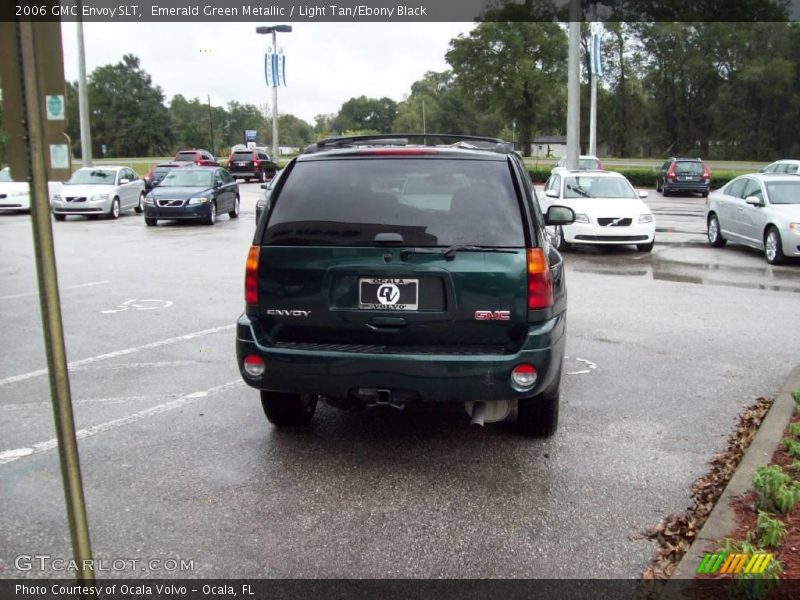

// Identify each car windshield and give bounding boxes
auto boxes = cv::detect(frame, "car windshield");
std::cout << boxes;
[0,167,12,182]
[578,158,599,169]
[176,152,197,161]
[564,176,636,199]
[159,170,214,188]
[232,152,254,161]
[765,181,800,204]
[67,169,117,185]
[264,158,525,247]
[153,166,177,178]
[675,161,703,174]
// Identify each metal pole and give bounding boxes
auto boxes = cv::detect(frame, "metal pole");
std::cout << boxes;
[19,21,95,585]
[589,3,598,157]
[566,0,581,169]
[271,29,279,160]
[422,98,426,134]
[207,94,215,156]
[76,4,93,167]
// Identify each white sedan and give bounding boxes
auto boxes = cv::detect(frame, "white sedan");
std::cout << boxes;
[0,167,61,213]
[539,170,655,252]
[50,165,145,220]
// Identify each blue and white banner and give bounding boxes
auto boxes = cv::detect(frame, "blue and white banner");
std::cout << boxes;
[264,47,287,88]
[590,23,603,77]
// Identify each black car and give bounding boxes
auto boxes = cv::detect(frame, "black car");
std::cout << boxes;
[255,168,284,224]
[143,166,239,226]
[143,161,185,193]
[656,157,711,197]
[227,148,278,183]
[236,134,576,437]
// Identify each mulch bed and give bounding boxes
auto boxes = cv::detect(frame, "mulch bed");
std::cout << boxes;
[641,397,775,580]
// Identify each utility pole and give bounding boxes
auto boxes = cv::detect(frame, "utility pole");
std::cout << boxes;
[256,25,292,160]
[588,1,599,157]
[76,2,93,167]
[566,0,581,169]
[207,94,215,156]
[422,98,426,134]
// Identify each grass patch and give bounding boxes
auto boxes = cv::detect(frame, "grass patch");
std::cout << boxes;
[752,464,800,514]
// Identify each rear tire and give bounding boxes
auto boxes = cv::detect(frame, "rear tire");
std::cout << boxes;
[261,391,317,426]
[259,170,267,183]
[134,193,144,213]
[662,186,670,197]
[707,213,726,248]
[517,365,560,438]
[54,213,66,221]
[229,196,240,218]
[656,179,662,193]
[637,240,655,252]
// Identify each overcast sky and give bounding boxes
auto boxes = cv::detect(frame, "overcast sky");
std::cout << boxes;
[59,22,477,125]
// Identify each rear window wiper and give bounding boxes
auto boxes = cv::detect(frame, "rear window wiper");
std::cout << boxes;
[400,246,519,261]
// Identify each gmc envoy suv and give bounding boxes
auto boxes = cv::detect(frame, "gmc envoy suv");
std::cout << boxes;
[236,134,575,436]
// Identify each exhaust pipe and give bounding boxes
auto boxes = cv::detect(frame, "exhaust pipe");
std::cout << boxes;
[470,401,486,427]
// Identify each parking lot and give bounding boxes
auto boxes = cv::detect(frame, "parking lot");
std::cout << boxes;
[0,183,798,578]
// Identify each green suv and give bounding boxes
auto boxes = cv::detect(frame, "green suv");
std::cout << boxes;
[236,134,575,436]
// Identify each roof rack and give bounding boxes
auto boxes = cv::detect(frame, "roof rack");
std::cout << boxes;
[303,133,514,155]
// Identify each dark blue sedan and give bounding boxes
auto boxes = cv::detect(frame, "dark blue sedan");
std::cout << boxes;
[143,167,239,226]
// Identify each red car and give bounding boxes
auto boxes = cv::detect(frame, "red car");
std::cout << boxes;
[173,149,219,167]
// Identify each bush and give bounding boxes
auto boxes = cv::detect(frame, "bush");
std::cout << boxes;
[753,464,800,514]
[756,510,787,548]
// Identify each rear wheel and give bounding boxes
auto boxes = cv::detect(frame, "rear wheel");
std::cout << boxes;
[707,213,726,248]
[553,226,570,252]
[764,227,785,265]
[261,391,317,426]
[637,240,655,252]
[229,196,240,218]
[134,193,144,213]
[145,217,157,226]
[53,213,66,221]
[259,169,267,183]
[518,389,559,438]
[662,185,670,197]
[656,178,662,193]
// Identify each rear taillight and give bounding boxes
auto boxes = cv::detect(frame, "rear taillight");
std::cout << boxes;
[667,163,677,180]
[245,245,259,304]
[702,165,710,179]
[511,364,538,390]
[527,248,553,310]
[243,355,265,377]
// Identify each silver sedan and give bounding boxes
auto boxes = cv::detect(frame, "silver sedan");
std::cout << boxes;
[51,166,145,220]
[705,173,800,264]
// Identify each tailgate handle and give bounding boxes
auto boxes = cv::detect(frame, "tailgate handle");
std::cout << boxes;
[367,317,407,329]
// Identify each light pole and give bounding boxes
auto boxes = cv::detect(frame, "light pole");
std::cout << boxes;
[566,0,581,169]
[256,25,292,161]
[588,1,600,158]
[76,2,93,166]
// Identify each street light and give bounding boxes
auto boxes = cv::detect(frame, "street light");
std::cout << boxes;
[256,25,292,161]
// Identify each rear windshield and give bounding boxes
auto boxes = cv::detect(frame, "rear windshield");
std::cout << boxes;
[175,152,197,160]
[578,158,600,169]
[564,175,636,199]
[263,158,525,247]
[765,181,800,204]
[232,152,255,161]
[153,166,177,178]
[675,161,703,174]
[159,170,214,188]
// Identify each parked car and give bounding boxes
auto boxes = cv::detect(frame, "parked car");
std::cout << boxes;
[50,166,145,220]
[551,155,603,173]
[0,167,62,213]
[759,159,800,175]
[173,149,219,166]
[236,133,576,437]
[143,161,186,193]
[255,168,284,224]
[656,157,711,197]
[540,170,655,252]
[227,148,278,183]
[143,166,239,226]
[705,173,800,265]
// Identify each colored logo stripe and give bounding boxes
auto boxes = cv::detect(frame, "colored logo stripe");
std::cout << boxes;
[697,552,772,575]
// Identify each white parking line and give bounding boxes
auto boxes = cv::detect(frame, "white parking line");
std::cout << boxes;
[0,324,235,387]
[0,280,109,300]
[0,380,244,465]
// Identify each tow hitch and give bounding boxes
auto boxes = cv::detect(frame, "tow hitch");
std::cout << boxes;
[358,388,405,411]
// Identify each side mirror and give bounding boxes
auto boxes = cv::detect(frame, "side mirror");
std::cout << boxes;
[745,195,764,207]
[545,205,576,226]
[119,178,130,184]
[638,190,649,198]
[260,183,269,189]
[544,189,559,199]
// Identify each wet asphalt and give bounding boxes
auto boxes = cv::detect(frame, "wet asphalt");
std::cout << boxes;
[0,185,797,578]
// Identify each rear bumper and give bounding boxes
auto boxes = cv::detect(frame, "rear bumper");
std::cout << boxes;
[231,171,256,178]
[664,180,710,192]
[235,313,566,402]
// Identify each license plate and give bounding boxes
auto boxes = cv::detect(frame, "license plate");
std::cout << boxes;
[237,162,247,166]
[681,175,696,181]
[359,278,418,311]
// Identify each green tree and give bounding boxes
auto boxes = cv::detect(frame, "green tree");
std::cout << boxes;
[89,54,172,156]
[446,21,567,156]
[169,95,212,151]
[332,96,398,134]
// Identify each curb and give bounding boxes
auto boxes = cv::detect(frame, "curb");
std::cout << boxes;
[660,364,800,594]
